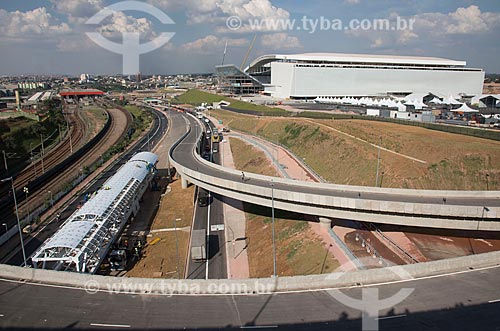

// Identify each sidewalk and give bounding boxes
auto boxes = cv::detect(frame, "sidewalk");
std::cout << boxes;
[220,137,250,279]
[220,127,358,272]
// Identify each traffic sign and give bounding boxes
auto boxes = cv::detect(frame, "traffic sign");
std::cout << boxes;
[210,224,225,232]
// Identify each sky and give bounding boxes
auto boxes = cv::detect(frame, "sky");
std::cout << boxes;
[0,0,499,75]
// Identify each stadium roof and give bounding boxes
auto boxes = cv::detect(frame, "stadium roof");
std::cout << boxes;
[246,53,467,71]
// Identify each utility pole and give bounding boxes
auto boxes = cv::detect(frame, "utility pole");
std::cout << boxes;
[67,121,73,154]
[23,187,30,224]
[29,143,36,177]
[2,150,7,171]
[1,177,27,267]
[375,136,382,187]
[271,180,277,278]
[174,218,181,279]
[40,134,45,174]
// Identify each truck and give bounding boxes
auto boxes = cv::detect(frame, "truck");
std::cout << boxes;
[191,229,207,261]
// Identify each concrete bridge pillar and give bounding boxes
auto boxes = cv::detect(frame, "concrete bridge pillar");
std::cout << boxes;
[319,217,332,228]
[181,175,189,189]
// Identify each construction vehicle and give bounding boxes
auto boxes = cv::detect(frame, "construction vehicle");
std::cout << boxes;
[211,131,220,143]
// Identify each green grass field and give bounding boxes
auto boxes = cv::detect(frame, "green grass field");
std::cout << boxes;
[175,89,289,114]
[125,105,153,140]
[214,111,500,190]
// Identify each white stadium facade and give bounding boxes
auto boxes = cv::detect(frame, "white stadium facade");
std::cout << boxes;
[216,53,484,99]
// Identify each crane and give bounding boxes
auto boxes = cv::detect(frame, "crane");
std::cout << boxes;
[240,34,257,71]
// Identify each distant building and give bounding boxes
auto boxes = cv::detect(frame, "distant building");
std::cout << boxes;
[217,53,485,99]
[59,89,105,100]
[18,82,49,90]
[79,74,90,84]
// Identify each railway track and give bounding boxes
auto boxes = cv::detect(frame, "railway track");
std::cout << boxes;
[0,103,163,265]
[0,103,131,230]
[13,110,86,190]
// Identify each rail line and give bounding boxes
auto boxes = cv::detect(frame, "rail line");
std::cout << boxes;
[13,110,86,190]
[0,102,132,231]
[16,105,132,215]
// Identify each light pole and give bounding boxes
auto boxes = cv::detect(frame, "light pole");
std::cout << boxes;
[40,134,45,174]
[210,133,214,163]
[479,206,490,231]
[486,173,490,191]
[23,187,30,224]
[174,218,181,279]
[270,180,277,277]
[375,136,382,187]
[1,177,27,267]
[2,223,7,233]
[273,133,279,170]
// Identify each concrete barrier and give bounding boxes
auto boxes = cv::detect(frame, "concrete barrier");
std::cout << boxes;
[1,251,499,295]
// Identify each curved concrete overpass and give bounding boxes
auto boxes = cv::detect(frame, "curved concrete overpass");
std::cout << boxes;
[170,114,500,231]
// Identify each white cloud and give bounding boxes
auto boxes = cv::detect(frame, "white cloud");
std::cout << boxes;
[344,0,360,4]
[260,33,302,50]
[96,12,157,39]
[406,5,500,37]
[148,0,289,26]
[50,0,103,18]
[180,35,248,54]
[370,37,384,48]
[347,5,500,49]
[432,5,499,35]
[0,7,71,39]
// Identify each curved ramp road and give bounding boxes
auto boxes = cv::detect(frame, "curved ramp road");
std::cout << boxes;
[170,114,500,231]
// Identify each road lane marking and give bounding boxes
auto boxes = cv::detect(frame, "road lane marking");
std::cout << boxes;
[206,190,211,280]
[240,326,278,329]
[376,314,407,320]
[489,299,500,303]
[90,323,131,328]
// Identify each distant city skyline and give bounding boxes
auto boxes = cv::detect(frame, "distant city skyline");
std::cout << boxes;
[0,0,499,75]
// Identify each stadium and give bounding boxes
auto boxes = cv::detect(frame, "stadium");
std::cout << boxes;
[216,53,485,99]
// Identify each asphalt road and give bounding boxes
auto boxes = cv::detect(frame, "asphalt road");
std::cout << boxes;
[1,105,168,267]
[186,116,227,280]
[171,114,500,222]
[0,264,499,330]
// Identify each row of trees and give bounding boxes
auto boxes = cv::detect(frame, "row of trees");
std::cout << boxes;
[0,99,65,175]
